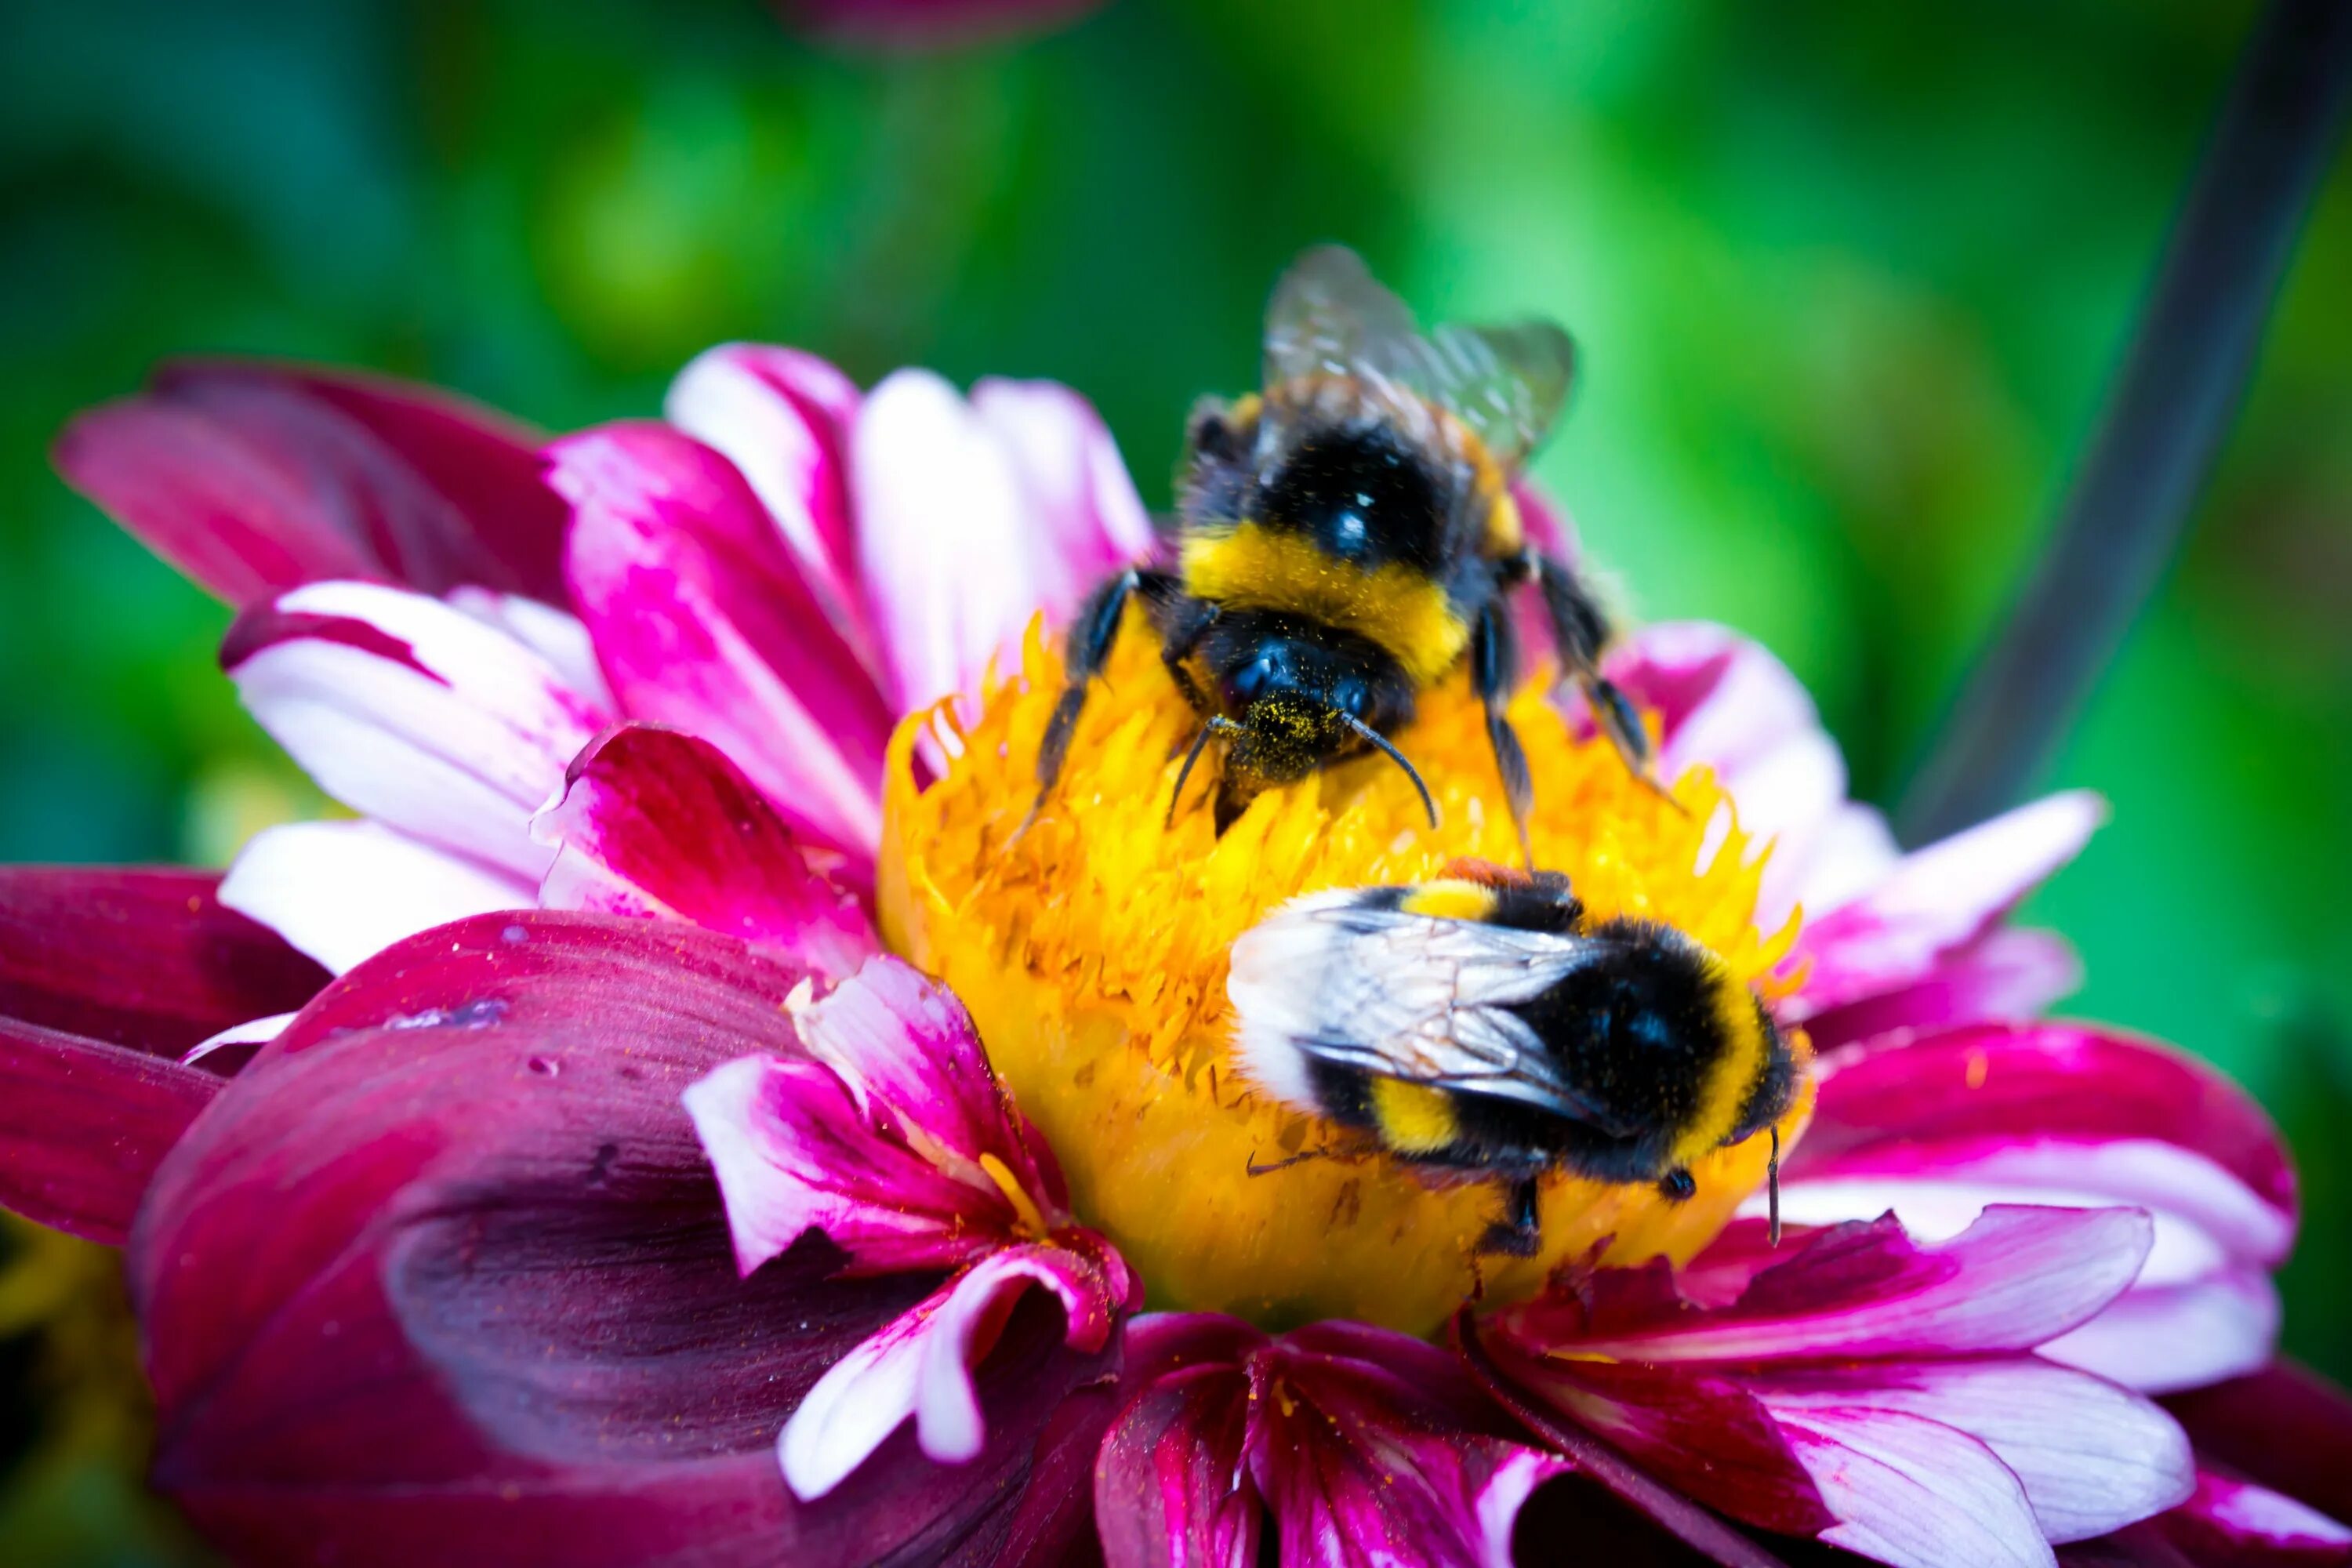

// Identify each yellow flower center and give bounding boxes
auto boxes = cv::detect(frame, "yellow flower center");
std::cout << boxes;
[880,618,1811,1334]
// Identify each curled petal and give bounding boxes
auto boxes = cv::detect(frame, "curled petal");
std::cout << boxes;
[1750,1359,2191,1544]
[223,580,608,879]
[53,359,568,604]
[662,343,867,641]
[0,866,325,1058]
[553,423,893,858]
[535,724,879,982]
[220,820,530,975]
[780,1240,1124,1501]
[1785,792,2104,1018]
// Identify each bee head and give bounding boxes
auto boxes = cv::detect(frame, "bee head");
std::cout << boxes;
[1215,622,1411,780]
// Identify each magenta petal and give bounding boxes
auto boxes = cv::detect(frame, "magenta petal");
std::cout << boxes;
[1247,1327,1573,1568]
[0,866,325,1058]
[2160,1471,2352,1566]
[1799,928,2082,1052]
[223,581,610,880]
[552,423,894,859]
[535,724,879,982]
[780,1240,1123,1500]
[1094,1361,1261,1568]
[1801,1023,2295,1229]
[1572,1207,2151,1364]
[662,343,869,648]
[2039,1269,2280,1396]
[0,1018,222,1242]
[1786,791,2104,1018]
[55,358,567,605]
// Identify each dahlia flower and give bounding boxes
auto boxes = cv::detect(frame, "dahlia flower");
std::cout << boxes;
[2,344,2347,1568]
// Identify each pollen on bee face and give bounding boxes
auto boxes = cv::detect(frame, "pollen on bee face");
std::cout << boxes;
[878,613,1810,1334]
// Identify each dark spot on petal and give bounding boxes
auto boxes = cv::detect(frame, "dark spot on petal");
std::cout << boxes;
[586,1142,619,1189]
[527,1055,560,1078]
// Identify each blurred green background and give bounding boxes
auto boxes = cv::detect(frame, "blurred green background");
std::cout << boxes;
[1,0,2347,1560]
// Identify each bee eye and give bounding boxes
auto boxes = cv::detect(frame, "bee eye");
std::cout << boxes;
[1334,679,1370,718]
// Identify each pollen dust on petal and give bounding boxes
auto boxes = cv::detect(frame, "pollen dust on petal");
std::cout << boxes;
[879,613,1812,1335]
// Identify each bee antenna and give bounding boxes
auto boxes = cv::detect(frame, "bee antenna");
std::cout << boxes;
[1167,717,1240,829]
[1766,1124,1782,1247]
[1337,712,1439,829]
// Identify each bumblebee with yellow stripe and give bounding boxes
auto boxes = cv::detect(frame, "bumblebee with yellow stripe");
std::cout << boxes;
[1225,862,1802,1257]
[1029,245,1661,854]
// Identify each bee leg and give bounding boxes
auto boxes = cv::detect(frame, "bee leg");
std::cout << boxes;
[1522,552,1682,813]
[1477,1174,1544,1258]
[1020,568,1178,839]
[1656,1167,1697,1203]
[1472,603,1535,870]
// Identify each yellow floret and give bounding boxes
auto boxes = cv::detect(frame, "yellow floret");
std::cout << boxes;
[880,615,1810,1334]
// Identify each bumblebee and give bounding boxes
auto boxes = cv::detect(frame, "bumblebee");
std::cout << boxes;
[1225,862,1801,1257]
[1030,245,1660,856]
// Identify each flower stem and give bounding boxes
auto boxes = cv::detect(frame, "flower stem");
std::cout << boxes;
[1896,0,2352,847]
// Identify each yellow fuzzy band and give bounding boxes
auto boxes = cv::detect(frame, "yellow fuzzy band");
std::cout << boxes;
[1179,524,1472,685]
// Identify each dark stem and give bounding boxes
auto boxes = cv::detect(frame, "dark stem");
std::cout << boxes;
[1896,0,2352,847]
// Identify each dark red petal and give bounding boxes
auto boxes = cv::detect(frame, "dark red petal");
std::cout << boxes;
[1456,1312,1803,1568]
[0,1017,222,1243]
[2165,1363,2352,1527]
[130,911,1111,1566]
[1094,1363,1259,1568]
[54,359,567,605]
[0,866,326,1061]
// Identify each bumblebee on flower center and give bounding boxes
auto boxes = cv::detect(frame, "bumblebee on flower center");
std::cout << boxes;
[880,615,1812,1334]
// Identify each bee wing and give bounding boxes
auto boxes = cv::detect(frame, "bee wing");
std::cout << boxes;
[1262,245,1576,469]
[1229,894,1639,1136]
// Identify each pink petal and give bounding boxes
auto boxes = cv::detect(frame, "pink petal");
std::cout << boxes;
[791,955,1062,1210]
[224,580,610,879]
[0,866,325,1059]
[2162,1471,2352,1564]
[1775,1407,2054,1568]
[1785,793,2105,1019]
[0,1018,223,1243]
[552,423,893,859]
[183,1011,296,1068]
[1799,928,2082,1052]
[662,343,869,646]
[851,369,1047,712]
[535,724,879,982]
[220,821,532,975]
[445,586,617,711]
[683,1053,1010,1280]
[779,1241,1122,1500]
[55,358,567,605]
[1567,1207,2151,1364]
[2039,1268,2280,1396]
[1094,1361,1261,1568]
[1750,1359,2191,1543]
[967,377,1156,619]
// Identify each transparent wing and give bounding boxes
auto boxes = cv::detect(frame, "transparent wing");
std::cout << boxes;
[1262,245,1576,468]
[1287,906,1636,1133]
